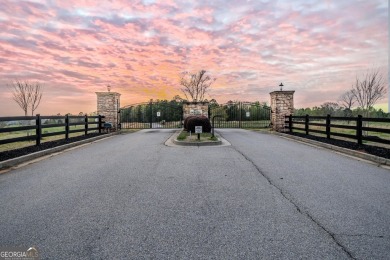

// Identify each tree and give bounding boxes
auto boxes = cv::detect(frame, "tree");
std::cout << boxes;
[339,90,355,110]
[320,102,341,116]
[172,95,184,103]
[339,90,356,118]
[30,82,43,116]
[351,69,386,117]
[180,70,215,102]
[10,80,43,116]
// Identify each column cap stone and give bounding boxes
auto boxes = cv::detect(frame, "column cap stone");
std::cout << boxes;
[269,90,295,95]
[96,92,121,96]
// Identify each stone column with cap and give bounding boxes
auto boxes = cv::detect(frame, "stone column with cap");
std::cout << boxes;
[270,90,295,132]
[96,91,121,129]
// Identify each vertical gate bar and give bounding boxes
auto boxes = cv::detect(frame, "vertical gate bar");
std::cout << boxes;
[117,99,119,129]
[150,99,153,129]
[239,102,242,128]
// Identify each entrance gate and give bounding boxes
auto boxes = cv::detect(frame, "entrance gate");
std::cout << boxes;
[119,100,270,129]
[120,101,183,129]
[209,101,271,128]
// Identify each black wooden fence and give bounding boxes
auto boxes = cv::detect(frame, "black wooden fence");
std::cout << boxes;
[285,114,390,145]
[0,115,105,146]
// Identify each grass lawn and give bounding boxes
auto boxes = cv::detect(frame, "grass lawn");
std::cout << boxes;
[177,130,218,142]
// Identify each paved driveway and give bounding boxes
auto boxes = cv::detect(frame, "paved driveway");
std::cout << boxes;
[0,129,389,259]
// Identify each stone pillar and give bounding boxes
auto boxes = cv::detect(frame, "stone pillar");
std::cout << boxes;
[96,92,121,129]
[183,102,209,119]
[270,91,295,132]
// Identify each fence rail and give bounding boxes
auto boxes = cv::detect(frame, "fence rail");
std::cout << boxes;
[285,114,390,145]
[0,114,105,146]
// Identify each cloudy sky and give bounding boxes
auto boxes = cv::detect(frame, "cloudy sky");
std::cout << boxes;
[0,0,388,115]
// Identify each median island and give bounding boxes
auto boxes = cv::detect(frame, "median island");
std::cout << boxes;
[173,115,222,146]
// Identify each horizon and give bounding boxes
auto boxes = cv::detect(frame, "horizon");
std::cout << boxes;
[0,0,388,116]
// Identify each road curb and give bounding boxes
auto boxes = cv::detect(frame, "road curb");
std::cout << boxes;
[0,132,119,170]
[270,131,390,166]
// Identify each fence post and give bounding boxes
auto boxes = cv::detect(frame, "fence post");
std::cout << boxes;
[85,114,88,135]
[65,114,69,139]
[357,115,363,145]
[326,114,331,139]
[305,114,309,135]
[36,114,41,146]
[289,114,293,133]
[98,115,102,134]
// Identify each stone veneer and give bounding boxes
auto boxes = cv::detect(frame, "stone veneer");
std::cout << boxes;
[183,102,209,119]
[270,91,295,132]
[96,92,121,129]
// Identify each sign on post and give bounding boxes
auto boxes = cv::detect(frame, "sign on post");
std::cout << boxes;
[195,126,203,134]
[246,112,250,118]
[157,111,161,117]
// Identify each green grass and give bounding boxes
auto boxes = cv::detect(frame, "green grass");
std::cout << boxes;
[177,131,188,140]
[177,130,219,142]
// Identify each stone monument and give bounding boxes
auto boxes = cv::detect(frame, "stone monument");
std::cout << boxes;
[270,89,295,132]
[96,86,121,129]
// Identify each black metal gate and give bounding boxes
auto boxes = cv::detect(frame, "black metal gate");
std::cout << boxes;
[209,101,271,128]
[120,100,183,129]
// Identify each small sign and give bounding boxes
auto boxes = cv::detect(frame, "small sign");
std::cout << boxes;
[195,126,203,134]
[157,111,161,117]
[246,112,250,117]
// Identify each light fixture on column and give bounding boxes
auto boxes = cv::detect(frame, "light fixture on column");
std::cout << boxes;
[107,85,111,92]
[279,82,284,91]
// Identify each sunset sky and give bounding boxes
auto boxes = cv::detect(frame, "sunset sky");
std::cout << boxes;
[0,0,388,116]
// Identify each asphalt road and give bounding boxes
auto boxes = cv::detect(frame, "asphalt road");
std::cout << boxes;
[0,129,389,259]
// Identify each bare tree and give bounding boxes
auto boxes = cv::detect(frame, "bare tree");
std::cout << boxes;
[351,69,386,117]
[339,90,356,110]
[10,80,43,116]
[11,80,30,116]
[30,82,43,116]
[339,90,356,120]
[180,70,215,102]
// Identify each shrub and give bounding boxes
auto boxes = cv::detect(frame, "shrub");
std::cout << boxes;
[183,115,197,130]
[186,116,211,133]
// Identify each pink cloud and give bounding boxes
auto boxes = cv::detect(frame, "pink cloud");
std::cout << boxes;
[0,0,387,115]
